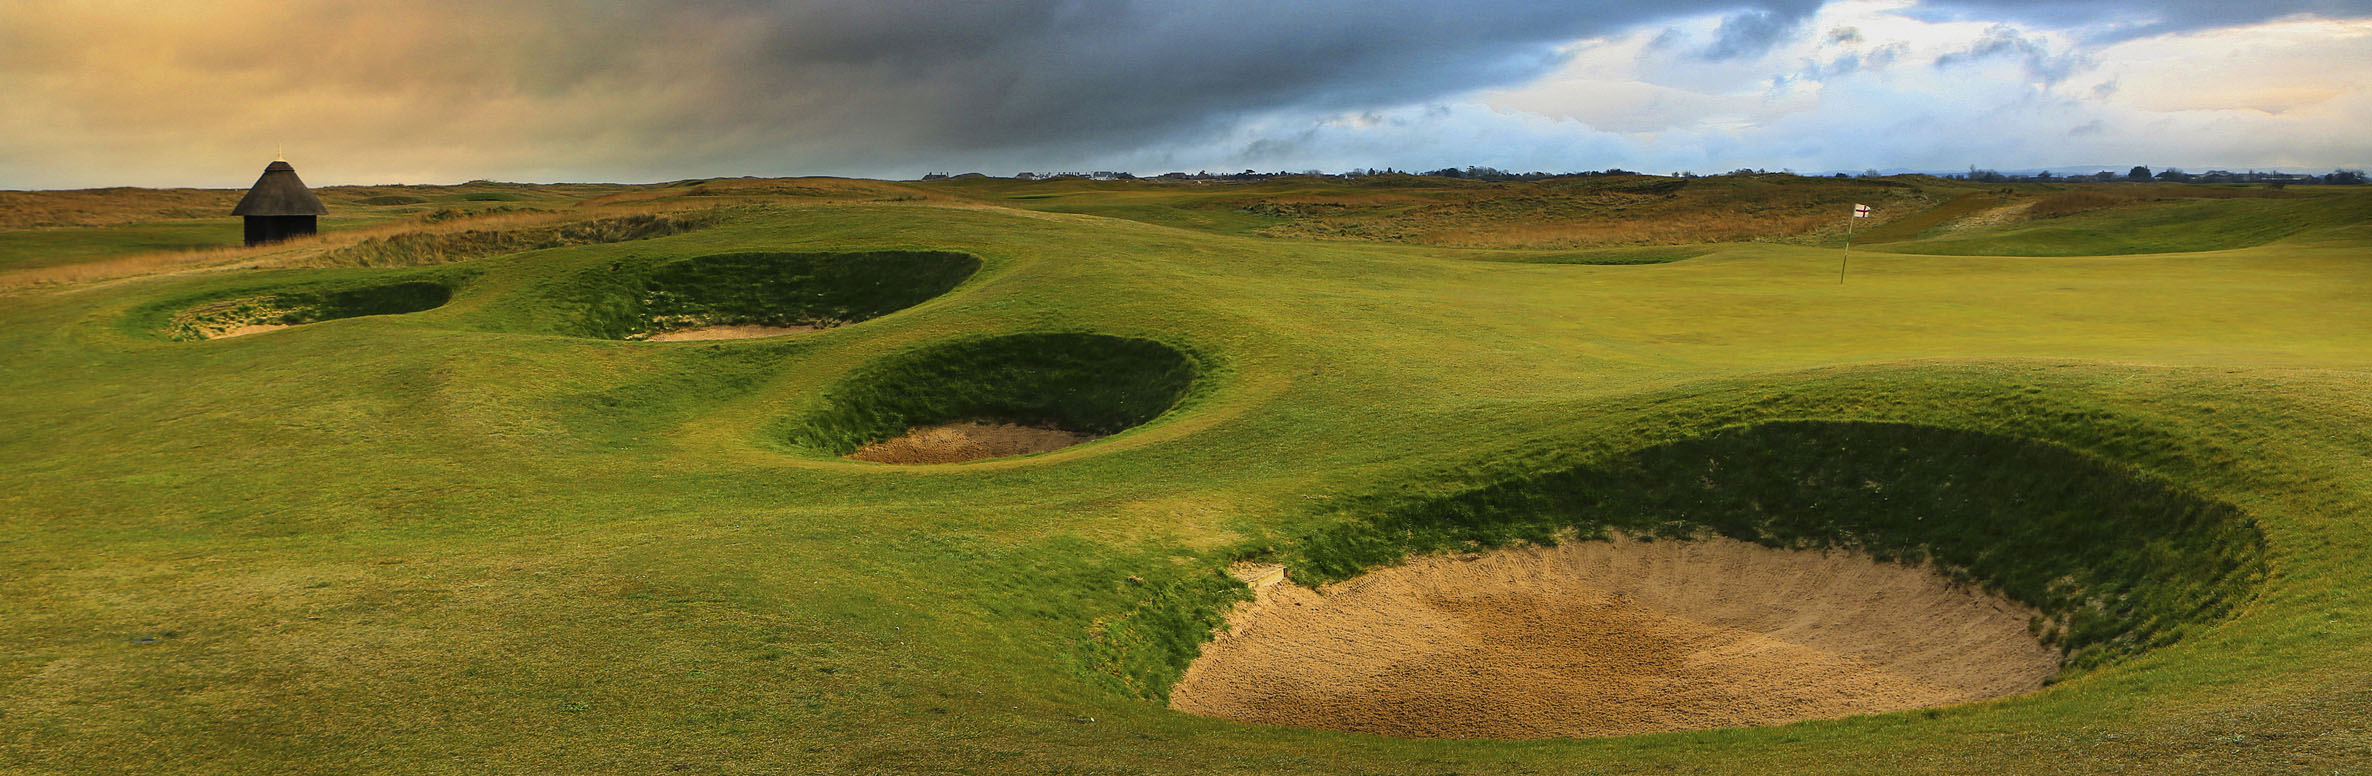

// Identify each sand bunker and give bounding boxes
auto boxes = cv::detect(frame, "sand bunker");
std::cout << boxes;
[791,333,1195,462]
[211,323,294,339]
[643,323,822,342]
[847,420,1100,464]
[1170,536,2058,739]
[585,250,979,340]
[166,281,452,342]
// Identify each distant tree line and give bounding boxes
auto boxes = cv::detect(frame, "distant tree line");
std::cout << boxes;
[1932,165,2366,185]
[929,165,2366,185]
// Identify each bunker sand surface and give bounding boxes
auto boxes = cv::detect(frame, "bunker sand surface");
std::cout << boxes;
[643,323,822,342]
[211,323,293,339]
[847,420,1101,464]
[1171,537,2059,739]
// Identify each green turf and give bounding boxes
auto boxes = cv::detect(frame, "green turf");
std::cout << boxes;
[3,181,2371,774]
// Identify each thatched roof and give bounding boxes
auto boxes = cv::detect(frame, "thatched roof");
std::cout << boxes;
[231,161,328,216]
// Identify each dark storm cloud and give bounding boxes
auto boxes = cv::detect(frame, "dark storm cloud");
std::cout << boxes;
[696,0,1828,158]
[1911,0,2372,40]
[0,0,1844,185]
[1700,2,1825,60]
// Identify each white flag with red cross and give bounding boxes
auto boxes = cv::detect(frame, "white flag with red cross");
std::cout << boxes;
[1853,203,1872,218]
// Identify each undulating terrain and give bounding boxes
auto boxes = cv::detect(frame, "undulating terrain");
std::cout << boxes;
[3,173,2370,774]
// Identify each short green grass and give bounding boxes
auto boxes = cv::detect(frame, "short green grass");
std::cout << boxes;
[2,181,2370,774]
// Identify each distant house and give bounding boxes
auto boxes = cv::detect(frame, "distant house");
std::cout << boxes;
[231,159,328,246]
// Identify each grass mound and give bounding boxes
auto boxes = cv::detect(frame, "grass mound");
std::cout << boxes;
[1472,245,1712,265]
[1092,421,2265,705]
[317,210,723,268]
[163,280,452,340]
[789,333,1198,460]
[572,250,981,340]
[1883,193,2371,255]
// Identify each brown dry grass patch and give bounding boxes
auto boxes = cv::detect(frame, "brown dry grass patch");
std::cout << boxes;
[0,204,726,292]
[847,420,1102,464]
[1242,177,1944,249]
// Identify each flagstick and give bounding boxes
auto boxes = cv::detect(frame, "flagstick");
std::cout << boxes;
[1838,208,1855,284]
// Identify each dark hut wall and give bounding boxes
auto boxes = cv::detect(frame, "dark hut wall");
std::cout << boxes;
[244,215,316,245]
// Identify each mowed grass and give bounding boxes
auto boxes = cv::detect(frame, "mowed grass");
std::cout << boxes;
[1,182,2370,774]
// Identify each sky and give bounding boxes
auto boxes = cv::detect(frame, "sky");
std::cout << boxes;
[3,0,2369,189]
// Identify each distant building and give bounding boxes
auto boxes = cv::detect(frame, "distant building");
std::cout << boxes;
[231,159,328,246]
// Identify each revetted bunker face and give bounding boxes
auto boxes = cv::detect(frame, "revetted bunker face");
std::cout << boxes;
[791,333,1198,464]
[166,281,453,340]
[577,250,980,341]
[1172,537,2062,739]
[1095,421,2266,739]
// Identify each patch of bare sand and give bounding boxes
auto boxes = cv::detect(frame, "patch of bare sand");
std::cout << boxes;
[212,323,293,338]
[847,420,1101,464]
[1170,536,2058,739]
[644,323,822,342]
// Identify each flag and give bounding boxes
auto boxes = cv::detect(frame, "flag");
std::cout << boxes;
[1853,203,1872,218]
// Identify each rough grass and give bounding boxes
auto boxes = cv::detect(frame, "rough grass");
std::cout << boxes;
[1882,191,2371,256]
[1462,244,1715,265]
[0,204,714,291]
[1078,570,1248,701]
[313,210,726,268]
[542,249,980,340]
[626,250,977,338]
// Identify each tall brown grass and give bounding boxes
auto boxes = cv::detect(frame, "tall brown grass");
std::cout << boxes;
[0,188,244,229]
[1248,178,1943,249]
[0,204,728,292]
[304,208,727,268]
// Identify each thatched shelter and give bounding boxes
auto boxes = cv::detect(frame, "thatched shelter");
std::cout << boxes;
[231,160,328,246]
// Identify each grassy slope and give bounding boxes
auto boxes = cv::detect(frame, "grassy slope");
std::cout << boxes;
[930,173,1966,250]
[0,182,624,271]
[1,183,2369,774]
[1880,191,2372,256]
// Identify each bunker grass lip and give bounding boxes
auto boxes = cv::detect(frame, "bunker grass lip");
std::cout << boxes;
[790,332,1200,464]
[1091,421,2265,737]
[162,279,453,341]
[561,249,981,341]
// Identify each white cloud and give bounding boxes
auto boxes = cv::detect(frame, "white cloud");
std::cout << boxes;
[1381,4,2372,172]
